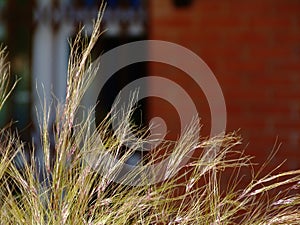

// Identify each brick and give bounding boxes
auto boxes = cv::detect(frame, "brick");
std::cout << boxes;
[198,47,243,64]
[217,74,244,87]
[274,62,300,72]
[150,0,173,18]
[180,32,223,46]
[228,117,268,131]
[199,16,245,30]
[274,120,300,130]
[248,75,294,88]
[225,103,248,115]
[247,16,293,30]
[195,1,225,16]
[274,2,300,15]
[273,89,300,99]
[248,47,292,61]
[248,102,291,116]
[149,0,300,164]
[226,1,274,16]
[225,32,271,47]
[153,16,195,28]
[225,60,267,74]
[225,87,270,102]
[273,32,300,46]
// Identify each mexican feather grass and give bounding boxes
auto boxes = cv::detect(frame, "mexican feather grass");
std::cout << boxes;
[0,5,300,225]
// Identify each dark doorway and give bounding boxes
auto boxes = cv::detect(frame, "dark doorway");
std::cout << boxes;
[94,35,148,130]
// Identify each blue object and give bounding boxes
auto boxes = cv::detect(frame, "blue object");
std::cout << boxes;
[106,0,142,8]
[84,0,96,7]
[107,0,119,8]
[131,0,141,9]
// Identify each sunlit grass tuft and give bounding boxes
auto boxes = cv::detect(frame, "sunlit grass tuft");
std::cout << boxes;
[0,4,300,225]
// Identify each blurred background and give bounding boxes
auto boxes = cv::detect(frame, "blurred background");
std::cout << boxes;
[0,0,299,173]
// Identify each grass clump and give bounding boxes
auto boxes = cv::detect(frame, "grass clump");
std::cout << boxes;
[0,5,300,225]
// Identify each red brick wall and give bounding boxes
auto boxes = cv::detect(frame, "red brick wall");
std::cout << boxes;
[148,0,300,171]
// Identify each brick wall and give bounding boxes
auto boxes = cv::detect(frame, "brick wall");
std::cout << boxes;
[148,0,300,171]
